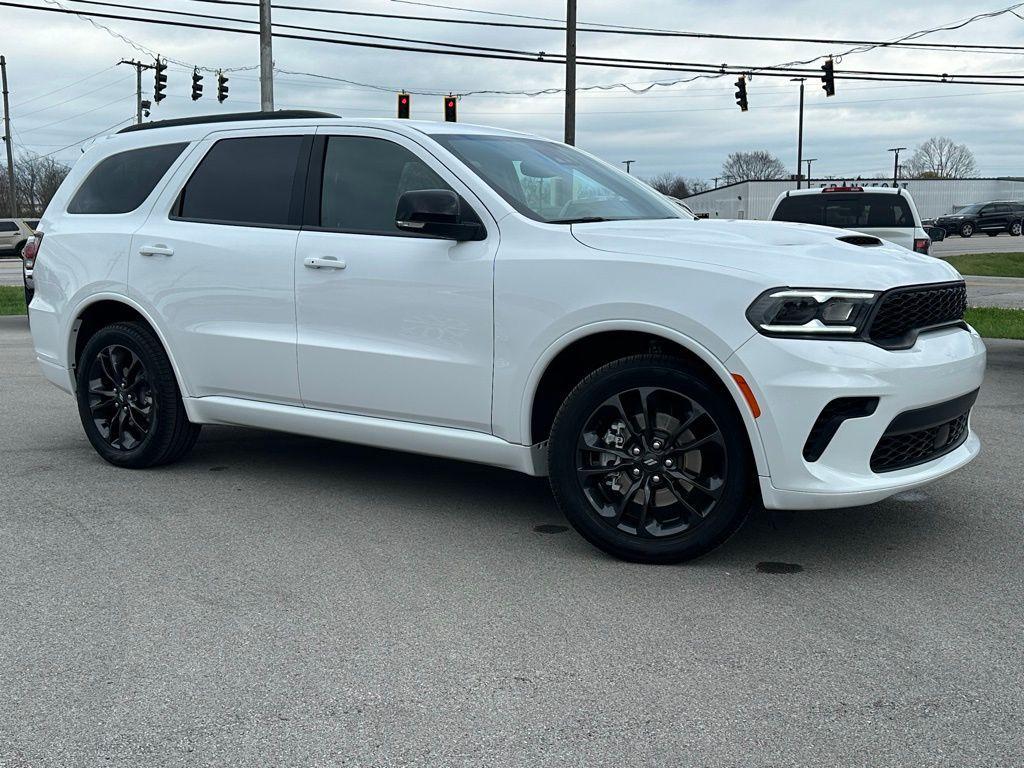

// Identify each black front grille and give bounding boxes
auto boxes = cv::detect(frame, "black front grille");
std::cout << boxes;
[867,281,967,348]
[870,390,978,473]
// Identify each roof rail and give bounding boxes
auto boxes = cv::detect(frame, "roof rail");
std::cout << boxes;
[118,110,338,134]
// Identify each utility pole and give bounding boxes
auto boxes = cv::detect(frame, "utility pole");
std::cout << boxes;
[888,147,906,186]
[804,158,817,185]
[259,0,274,111]
[621,160,635,174]
[793,78,805,189]
[1,55,16,218]
[119,60,154,125]
[564,0,576,145]
[712,177,720,189]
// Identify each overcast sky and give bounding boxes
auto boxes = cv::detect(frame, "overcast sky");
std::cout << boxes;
[4,0,1024,181]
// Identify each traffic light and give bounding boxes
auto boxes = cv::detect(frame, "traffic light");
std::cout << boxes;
[191,67,204,101]
[141,99,151,118]
[153,57,167,103]
[397,92,411,119]
[444,94,457,122]
[821,57,835,97]
[734,77,748,112]
[217,71,229,103]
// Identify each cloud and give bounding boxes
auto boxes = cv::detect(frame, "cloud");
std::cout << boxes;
[4,0,1024,179]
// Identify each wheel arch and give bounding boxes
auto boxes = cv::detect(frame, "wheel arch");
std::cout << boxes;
[522,321,768,477]
[66,293,193,403]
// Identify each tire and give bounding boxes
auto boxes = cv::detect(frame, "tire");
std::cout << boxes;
[14,240,26,256]
[1010,220,1022,237]
[960,222,974,237]
[75,321,200,468]
[548,355,753,564]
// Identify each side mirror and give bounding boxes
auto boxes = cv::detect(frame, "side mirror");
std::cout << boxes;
[925,226,946,242]
[395,189,484,241]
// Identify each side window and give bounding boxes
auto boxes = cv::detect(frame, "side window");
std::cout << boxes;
[67,143,187,215]
[996,204,1012,214]
[319,136,457,235]
[177,135,306,227]
[0,221,18,232]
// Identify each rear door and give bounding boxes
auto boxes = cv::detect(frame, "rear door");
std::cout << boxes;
[129,129,312,405]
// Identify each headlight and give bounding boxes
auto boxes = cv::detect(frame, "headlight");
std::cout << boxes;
[746,288,879,337]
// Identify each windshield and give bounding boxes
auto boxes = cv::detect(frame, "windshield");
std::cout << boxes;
[954,204,984,215]
[430,134,682,224]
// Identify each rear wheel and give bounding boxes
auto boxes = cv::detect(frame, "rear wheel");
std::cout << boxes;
[76,321,200,468]
[1010,220,1022,237]
[960,222,974,237]
[548,355,753,564]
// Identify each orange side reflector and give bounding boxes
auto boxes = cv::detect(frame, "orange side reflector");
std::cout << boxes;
[732,373,761,419]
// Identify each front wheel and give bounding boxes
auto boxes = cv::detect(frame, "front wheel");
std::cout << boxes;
[76,321,201,468]
[548,355,753,564]
[960,222,974,237]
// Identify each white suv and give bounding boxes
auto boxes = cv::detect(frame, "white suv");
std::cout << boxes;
[28,112,985,563]
[769,185,932,254]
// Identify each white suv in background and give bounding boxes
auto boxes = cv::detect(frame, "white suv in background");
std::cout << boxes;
[28,112,984,563]
[769,185,934,253]
[0,217,36,257]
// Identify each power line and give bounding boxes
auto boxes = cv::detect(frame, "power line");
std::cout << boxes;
[9,64,117,109]
[23,93,135,131]
[36,116,134,157]
[171,0,1024,53]
[14,75,131,118]
[10,0,1024,91]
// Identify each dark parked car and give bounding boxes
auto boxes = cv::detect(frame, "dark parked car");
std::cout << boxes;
[933,201,1024,238]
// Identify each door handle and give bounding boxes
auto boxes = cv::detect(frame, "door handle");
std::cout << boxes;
[303,256,347,270]
[139,244,174,257]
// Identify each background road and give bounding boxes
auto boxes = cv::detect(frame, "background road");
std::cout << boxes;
[931,231,1024,257]
[1,316,1021,767]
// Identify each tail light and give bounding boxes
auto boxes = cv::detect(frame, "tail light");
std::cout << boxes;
[913,238,930,254]
[22,233,42,270]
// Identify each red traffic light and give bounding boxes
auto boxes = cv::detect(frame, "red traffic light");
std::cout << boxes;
[397,91,411,119]
[444,94,457,122]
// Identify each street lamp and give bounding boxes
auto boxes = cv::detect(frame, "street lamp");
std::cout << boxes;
[888,147,907,186]
[804,158,817,185]
[792,77,806,189]
[621,160,636,174]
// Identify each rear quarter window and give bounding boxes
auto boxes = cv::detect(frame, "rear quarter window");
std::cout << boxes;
[774,193,914,228]
[67,143,188,214]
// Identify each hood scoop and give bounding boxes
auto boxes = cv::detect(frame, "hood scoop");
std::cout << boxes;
[837,234,884,247]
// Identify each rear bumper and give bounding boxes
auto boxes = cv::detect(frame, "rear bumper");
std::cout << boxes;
[728,326,986,510]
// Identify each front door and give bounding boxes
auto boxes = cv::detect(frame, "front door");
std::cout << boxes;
[294,130,497,433]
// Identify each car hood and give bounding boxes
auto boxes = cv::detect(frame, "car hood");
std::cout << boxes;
[571,218,961,290]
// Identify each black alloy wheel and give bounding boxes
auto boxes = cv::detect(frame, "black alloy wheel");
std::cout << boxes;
[575,387,727,539]
[549,355,752,564]
[76,321,201,468]
[86,344,155,451]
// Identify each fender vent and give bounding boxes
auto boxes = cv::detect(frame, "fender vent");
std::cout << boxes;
[837,234,884,247]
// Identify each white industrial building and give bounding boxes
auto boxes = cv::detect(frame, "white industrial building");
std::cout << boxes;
[684,178,1024,221]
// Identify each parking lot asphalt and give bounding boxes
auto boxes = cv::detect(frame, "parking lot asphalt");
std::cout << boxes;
[1,316,1022,767]
[0,259,22,287]
[931,231,1024,257]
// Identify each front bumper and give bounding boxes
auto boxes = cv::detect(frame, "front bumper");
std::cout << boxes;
[728,326,986,510]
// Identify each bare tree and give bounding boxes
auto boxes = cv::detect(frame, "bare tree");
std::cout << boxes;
[903,137,978,179]
[0,151,71,217]
[721,150,787,183]
[686,177,710,194]
[646,172,691,199]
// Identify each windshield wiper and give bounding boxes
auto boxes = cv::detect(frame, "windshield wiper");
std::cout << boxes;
[548,216,612,224]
